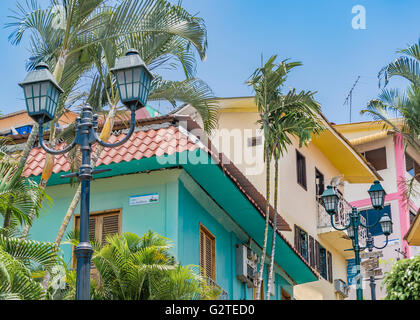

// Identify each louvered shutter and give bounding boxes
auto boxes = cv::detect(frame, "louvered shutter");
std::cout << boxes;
[89,217,96,242]
[102,214,119,244]
[309,235,315,267]
[200,231,205,275]
[199,225,216,281]
[315,240,320,272]
[327,251,333,283]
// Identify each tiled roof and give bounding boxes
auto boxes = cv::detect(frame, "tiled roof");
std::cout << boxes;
[22,122,197,178]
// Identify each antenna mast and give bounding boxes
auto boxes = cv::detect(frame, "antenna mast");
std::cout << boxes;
[343,76,361,123]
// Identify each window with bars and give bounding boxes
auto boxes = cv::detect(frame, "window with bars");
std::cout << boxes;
[72,209,121,269]
[294,225,309,262]
[314,239,333,283]
[405,152,420,182]
[296,150,307,190]
[199,224,216,281]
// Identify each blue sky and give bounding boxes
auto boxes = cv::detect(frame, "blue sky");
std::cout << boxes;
[0,0,419,124]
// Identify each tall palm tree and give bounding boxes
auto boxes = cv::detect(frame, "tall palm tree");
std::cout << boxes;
[10,0,218,240]
[247,55,322,300]
[7,0,217,186]
[63,231,221,300]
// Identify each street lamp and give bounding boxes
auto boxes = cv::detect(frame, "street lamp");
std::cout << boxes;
[20,49,153,300]
[321,180,392,301]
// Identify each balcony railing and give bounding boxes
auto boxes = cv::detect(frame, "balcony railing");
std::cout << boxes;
[317,194,367,244]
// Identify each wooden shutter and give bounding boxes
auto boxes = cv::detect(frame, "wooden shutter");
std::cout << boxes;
[199,224,216,280]
[314,240,320,272]
[309,235,315,268]
[327,251,333,283]
[72,209,121,269]
[101,213,120,244]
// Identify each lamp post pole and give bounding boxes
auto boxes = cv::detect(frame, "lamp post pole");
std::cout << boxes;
[20,49,153,300]
[321,181,393,301]
[349,208,363,301]
[366,232,376,301]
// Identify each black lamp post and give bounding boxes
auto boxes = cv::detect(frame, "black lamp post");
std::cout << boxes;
[321,180,393,301]
[20,49,153,300]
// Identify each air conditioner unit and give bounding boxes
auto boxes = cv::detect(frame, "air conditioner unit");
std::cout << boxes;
[334,279,349,298]
[236,244,258,288]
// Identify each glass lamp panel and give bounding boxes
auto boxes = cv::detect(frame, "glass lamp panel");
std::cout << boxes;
[24,85,33,99]
[24,85,34,113]
[139,69,146,103]
[132,82,140,100]
[34,97,40,113]
[133,67,141,83]
[117,70,125,86]
[127,81,133,100]
[40,82,48,96]
[125,69,133,86]
[32,83,40,112]
[119,85,127,101]
[40,97,46,113]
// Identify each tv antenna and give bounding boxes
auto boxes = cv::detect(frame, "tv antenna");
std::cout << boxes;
[343,75,361,123]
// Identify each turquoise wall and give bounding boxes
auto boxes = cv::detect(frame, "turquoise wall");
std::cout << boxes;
[177,180,293,300]
[30,170,180,266]
[28,168,293,299]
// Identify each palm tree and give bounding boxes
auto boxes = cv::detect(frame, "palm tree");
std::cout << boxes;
[247,55,322,300]
[362,39,420,150]
[63,231,221,300]
[10,0,218,241]
[362,39,420,200]
[7,0,217,186]
[0,234,61,300]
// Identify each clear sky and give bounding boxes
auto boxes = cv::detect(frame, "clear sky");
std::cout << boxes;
[0,0,419,124]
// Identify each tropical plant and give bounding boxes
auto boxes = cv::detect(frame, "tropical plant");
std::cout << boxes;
[63,230,221,300]
[0,157,48,237]
[0,234,61,300]
[382,255,420,300]
[247,55,322,299]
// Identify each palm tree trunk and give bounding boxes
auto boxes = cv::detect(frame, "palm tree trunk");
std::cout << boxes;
[266,158,279,300]
[255,147,271,300]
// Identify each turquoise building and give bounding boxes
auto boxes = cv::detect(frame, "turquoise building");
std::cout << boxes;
[22,115,318,299]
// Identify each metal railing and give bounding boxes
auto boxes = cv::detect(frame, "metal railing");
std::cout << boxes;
[207,277,229,300]
[317,195,367,244]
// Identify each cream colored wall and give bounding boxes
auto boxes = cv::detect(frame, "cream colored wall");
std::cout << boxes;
[178,106,351,299]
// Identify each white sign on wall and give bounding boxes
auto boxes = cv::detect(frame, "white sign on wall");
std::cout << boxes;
[129,193,159,206]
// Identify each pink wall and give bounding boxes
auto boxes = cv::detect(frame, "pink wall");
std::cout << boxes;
[349,133,412,257]
[394,133,411,257]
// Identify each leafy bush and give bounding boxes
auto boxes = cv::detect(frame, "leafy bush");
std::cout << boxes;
[382,255,420,300]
